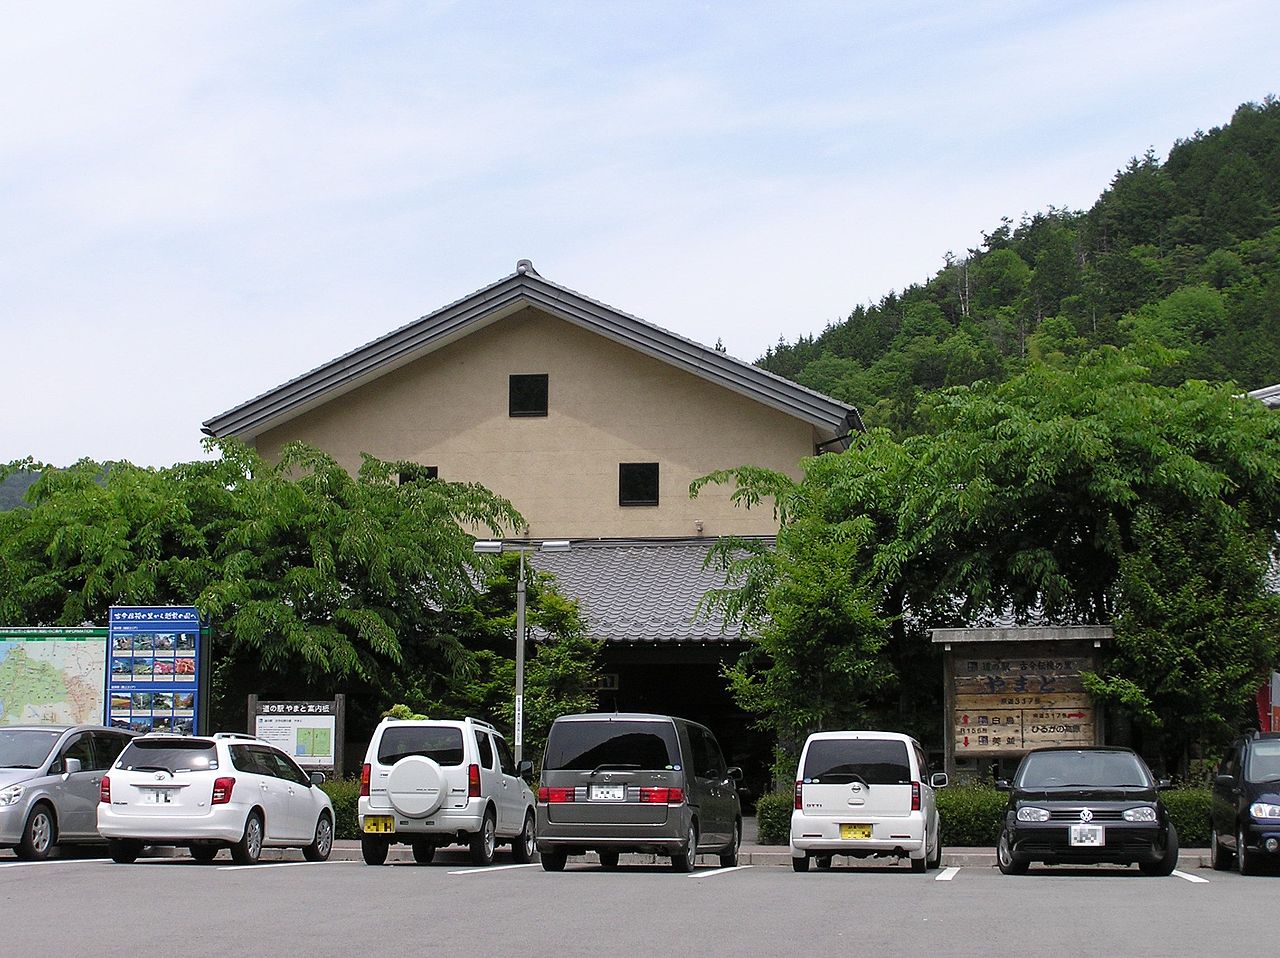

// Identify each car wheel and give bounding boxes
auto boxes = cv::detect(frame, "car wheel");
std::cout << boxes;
[303,813,333,862]
[230,812,264,865]
[791,854,810,873]
[1237,825,1258,876]
[108,839,141,864]
[719,820,741,868]
[17,804,56,861]
[412,841,435,864]
[598,850,620,870]
[1209,823,1233,871]
[1139,823,1178,876]
[511,811,536,864]
[470,810,497,866]
[190,845,219,863]
[361,835,389,866]
[928,831,943,870]
[671,823,697,873]
[540,848,567,872]
[997,830,1028,876]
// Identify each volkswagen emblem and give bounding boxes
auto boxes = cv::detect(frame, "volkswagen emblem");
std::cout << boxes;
[1079,808,1093,823]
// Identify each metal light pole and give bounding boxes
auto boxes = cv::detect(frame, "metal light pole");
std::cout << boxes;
[473,539,571,765]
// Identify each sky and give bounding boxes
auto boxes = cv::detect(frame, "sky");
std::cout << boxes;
[2,0,1278,468]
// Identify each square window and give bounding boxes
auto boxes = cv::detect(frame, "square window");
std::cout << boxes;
[509,374,548,417]
[619,462,659,507]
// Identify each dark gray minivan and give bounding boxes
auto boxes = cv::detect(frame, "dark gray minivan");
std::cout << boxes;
[535,713,742,872]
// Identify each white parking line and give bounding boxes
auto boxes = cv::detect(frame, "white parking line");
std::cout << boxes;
[218,860,330,871]
[448,863,542,876]
[935,867,960,881]
[1172,870,1210,884]
[0,857,109,869]
[688,865,753,879]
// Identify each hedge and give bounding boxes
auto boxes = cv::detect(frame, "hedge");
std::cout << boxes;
[751,784,1212,848]
[319,778,361,841]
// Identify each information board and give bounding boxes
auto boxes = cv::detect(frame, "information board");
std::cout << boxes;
[106,607,203,734]
[249,697,344,771]
[0,628,108,726]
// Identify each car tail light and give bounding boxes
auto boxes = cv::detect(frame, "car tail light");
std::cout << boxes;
[639,787,684,804]
[911,781,921,811]
[538,787,575,803]
[100,776,111,803]
[468,764,481,798]
[360,763,371,798]
[794,780,803,810]
[212,777,235,805]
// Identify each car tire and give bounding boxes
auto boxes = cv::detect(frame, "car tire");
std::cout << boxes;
[470,810,497,866]
[511,811,536,864]
[303,813,333,862]
[190,845,219,863]
[719,820,741,868]
[108,839,141,864]
[598,850,620,869]
[411,841,435,864]
[361,836,389,866]
[928,831,943,870]
[671,823,697,873]
[791,854,810,873]
[1237,824,1258,876]
[540,849,567,872]
[996,830,1028,875]
[230,812,264,865]
[17,804,56,861]
[1140,823,1178,876]
[1209,823,1232,871]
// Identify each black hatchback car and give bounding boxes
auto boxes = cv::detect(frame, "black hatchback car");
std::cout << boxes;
[1210,731,1280,874]
[995,746,1178,875]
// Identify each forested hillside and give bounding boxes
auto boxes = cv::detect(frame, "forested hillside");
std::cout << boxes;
[761,98,1280,433]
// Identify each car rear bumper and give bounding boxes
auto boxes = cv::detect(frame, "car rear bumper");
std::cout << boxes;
[790,811,926,856]
[97,805,246,844]
[1006,822,1166,864]
[536,806,691,853]
[357,799,485,840]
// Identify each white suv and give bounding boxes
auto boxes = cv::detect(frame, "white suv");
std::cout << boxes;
[98,732,334,865]
[790,730,946,872]
[358,716,536,866]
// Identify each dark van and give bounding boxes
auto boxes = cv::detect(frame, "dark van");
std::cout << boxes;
[535,713,742,872]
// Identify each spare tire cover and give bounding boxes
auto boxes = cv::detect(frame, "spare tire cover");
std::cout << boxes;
[386,756,446,817]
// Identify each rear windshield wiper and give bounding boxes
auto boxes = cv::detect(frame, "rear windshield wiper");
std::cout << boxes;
[129,764,174,774]
[590,764,641,776]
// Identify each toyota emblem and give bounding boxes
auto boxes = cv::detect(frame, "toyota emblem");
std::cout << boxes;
[850,782,862,792]
[154,772,166,781]
[1079,808,1093,823]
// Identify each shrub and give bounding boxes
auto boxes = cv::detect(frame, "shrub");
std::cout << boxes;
[320,778,362,841]
[754,791,794,845]
[1162,787,1211,847]
[937,785,1006,847]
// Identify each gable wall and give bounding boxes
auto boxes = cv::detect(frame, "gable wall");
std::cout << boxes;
[255,307,815,538]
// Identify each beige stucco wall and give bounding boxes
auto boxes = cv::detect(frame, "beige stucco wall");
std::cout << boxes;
[255,307,818,539]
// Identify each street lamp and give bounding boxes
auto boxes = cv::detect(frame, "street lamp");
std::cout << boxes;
[472,539,572,763]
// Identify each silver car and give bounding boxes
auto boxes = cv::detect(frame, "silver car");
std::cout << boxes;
[0,724,137,859]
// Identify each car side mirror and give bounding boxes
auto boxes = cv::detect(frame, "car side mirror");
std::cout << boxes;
[309,771,327,786]
[727,766,743,782]
[517,760,534,780]
[930,772,948,789]
[1215,773,1236,787]
[62,757,82,776]
[995,779,1011,791]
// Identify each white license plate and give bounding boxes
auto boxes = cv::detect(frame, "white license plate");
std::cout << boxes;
[589,785,626,801]
[1069,824,1104,846]
[142,788,175,804]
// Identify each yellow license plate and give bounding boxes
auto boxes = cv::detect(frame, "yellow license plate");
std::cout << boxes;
[840,823,872,840]
[363,816,395,834]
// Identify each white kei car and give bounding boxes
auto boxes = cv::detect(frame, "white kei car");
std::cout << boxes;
[98,732,334,864]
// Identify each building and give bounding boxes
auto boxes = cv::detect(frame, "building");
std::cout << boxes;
[203,261,861,787]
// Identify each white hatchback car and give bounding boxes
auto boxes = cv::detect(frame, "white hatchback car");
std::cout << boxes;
[98,732,334,864]
[358,716,535,866]
[790,730,946,872]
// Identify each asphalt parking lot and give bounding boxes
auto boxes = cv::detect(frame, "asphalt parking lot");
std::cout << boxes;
[2,844,1274,958]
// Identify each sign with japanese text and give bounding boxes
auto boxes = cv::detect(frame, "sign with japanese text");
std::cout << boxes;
[106,606,203,735]
[251,698,343,769]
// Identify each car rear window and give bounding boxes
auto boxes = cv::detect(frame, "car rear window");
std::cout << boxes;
[802,739,911,785]
[377,726,464,766]
[1016,750,1151,788]
[0,729,62,769]
[1246,740,1280,781]
[542,720,680,772]
[116,738,218,772]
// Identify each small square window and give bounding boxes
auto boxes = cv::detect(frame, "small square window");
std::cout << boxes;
[619,462,659,507]
[509,374,549,417]
[398,465,438,485]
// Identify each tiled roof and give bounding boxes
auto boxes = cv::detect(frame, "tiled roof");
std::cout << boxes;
[530,538,763,644]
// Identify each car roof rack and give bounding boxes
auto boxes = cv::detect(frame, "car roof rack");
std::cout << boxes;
[213,732,259,740]
[465,717,497,731]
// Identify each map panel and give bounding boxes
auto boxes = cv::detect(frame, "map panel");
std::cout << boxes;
[0,630,108,726]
